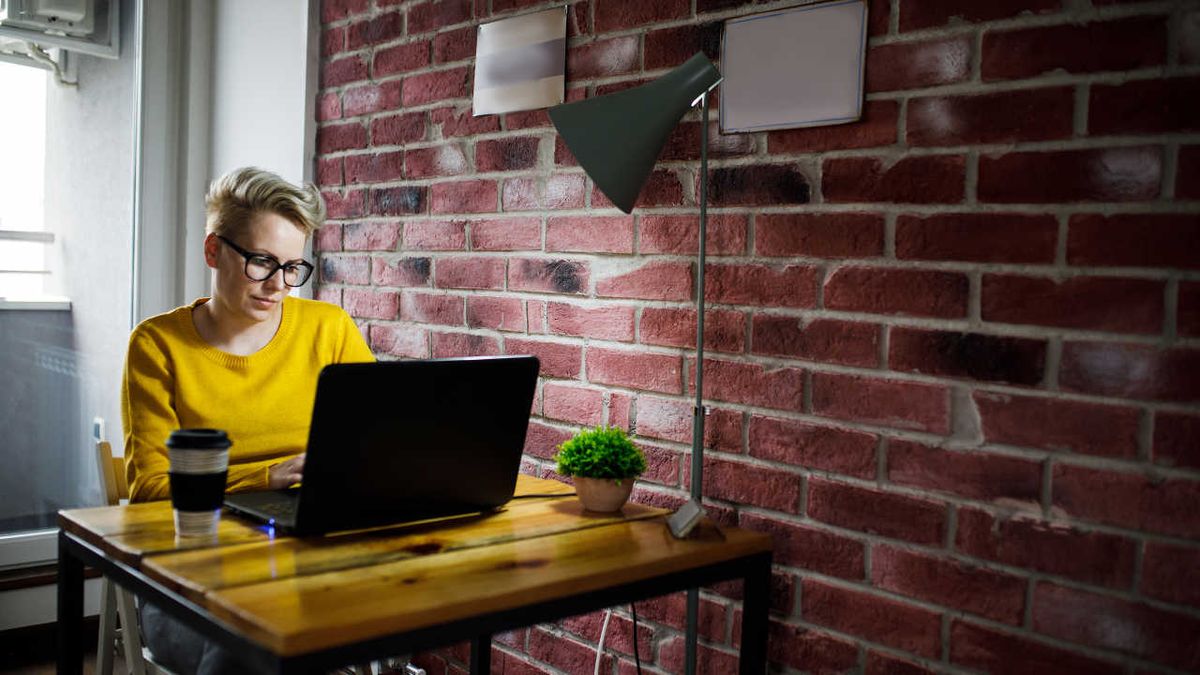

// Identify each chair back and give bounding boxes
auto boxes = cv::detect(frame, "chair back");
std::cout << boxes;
[95,440,129,506]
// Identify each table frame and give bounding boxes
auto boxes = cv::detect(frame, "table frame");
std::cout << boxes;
[58,526,772,674]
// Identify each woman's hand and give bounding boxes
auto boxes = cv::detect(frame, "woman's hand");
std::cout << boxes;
[267,453,305,489]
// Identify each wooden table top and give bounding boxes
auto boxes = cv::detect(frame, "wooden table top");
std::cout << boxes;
[60,475,772,657]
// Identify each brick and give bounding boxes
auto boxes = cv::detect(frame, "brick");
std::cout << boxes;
[634,396,741,452]
[1052,464,1200,538]
[1182,281,1200,337]
[502,174,586,211]
[372,256,431,287]
[431,179,497,214]
[950,620,1123,675]
[431,331,501,358]
[433,25,475,63]
[688,357,802,411]
[700,457,802,513]
[317,122,367,153]
[595,261,691,302]
[344,150,404,184]
[586,348,682,394]
[402,220,465,251]
[322,0,368,23]
[661,121,756,162]
[825,266,968,318]
[374,41,430,78]
[974,392,1140,458]
[400,291,463,326]
[1142,542,1200,608]
[866,36,971,92]
[595,0,688,32]
[956,507,1135,589]
[315,223,342,252]
[431,105,499,138]
[899,0,1059,31]
[567,37,639,79]
[507,258,589,295]
[824,155,965,204]
[812,372,950,434]
[322,26,345,58]
[317,92,341,122]
[766,622,859,674]
[593,169,685,210]
[322,189,365,219]
[873,544,1026,624]
[740,512,864,579]
[639,214,747,256]
[802,579,941,657]
[897,212,1057,264]
[866,652,934,675]
[909,87,1074,146]
[403,66,471,107]
[343,288,399,320]
[542,383,603,427]
[983,274,1163,334]
[748,416,875,479]
[408,0,473,34]
[475,136,540,172]
[321,55,368,88]
[1186,10,1200,64]
[522,420,573,460]
[755,213,884,259]
[469,217,540,251]
[319,255,369,285]
[547,302,634,342]
[983,18,1167,81]
[404,145,469,178]
[889,328,1046,386]
[505,338,581,379]
[641,307,744,353]
[1090,77,1200,135]
[1155,412,1200,469]
[635,441,681,486]
[635,592,726,642]
[608,393,633,432]
[656,637,736,675]
[433,256,504,290]
[559,612,655,660]
[644,22,722,70]
[1067,213,1200,270]
[371,112,426,145]
[707,165,810,206]
[751,316,877,368]
[1060,342,1200,401]
[315,286,340,305]
[888,440,1043,504]
[704,264,819,308]
[465,296,524,332]
[1033,583,1200,670]
[316,157,342,188]
[346,11,403,49]
[546,216,634,254]
[1180,145,1200,198]
[768,100,899,153]
[369,324,428,358]
[808,477,946,545]
[370,186,426,216]
[979,147,1162,202]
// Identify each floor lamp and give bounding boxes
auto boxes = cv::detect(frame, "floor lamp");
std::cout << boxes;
[548,52,722,675]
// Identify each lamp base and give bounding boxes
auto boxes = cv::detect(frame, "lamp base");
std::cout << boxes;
[666,499,707,539]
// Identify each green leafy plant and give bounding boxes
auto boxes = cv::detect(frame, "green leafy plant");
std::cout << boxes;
[554,426,647,483]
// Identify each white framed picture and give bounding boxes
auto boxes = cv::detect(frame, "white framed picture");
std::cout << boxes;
[473,7,567,116]
[720,0,868,133]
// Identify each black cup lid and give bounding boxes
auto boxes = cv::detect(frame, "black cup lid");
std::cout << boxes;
[166,428,232,450]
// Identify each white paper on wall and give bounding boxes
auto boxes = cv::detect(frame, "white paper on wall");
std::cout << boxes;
[473,7,567,116]
[720,0,867,133]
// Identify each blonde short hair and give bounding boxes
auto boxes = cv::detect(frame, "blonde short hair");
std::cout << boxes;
[205,167,326,238]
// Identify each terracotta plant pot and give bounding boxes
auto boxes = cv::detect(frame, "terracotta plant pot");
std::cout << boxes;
[573,476,635,513]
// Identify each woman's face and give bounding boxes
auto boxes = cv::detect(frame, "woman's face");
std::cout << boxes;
[205,211,308,325]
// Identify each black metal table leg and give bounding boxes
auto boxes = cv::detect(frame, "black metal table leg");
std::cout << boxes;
[739,552,772,674]
[57,530,84,675]
[470,634,491,673]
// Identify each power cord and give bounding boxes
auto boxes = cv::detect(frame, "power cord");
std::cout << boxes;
[591,604,643,675]
[631,602,643,675]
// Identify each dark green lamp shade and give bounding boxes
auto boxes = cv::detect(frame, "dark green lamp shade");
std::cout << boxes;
[548,52,722,214]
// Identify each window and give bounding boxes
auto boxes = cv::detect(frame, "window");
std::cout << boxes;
[0,60,50,300]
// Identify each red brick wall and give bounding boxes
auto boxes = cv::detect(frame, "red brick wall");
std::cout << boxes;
[315,0,1200,672]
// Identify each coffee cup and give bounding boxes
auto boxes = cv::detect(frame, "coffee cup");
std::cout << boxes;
[166,429,231,538]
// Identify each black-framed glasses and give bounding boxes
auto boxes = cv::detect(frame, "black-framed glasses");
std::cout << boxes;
[217,235,314,287]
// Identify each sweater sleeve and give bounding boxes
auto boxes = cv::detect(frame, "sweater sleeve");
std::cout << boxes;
[122,328,178,502]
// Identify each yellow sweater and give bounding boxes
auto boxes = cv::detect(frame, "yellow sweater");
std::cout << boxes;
[122,296,374,502]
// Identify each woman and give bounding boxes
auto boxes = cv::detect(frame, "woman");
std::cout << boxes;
[121,166,373,673]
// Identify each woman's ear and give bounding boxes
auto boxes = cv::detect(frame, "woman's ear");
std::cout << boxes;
[203,233,220,269]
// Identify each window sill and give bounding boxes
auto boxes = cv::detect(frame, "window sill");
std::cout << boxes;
[0,296,71,311]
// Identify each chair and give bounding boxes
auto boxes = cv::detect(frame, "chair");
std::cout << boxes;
[95,440,162,675]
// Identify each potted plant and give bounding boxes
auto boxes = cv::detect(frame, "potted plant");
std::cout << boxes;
[554,426,647,512]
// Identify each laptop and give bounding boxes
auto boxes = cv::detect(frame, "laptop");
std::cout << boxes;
[224,355,540,535]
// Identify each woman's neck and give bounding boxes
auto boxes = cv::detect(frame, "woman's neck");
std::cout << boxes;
[193,297,284,356]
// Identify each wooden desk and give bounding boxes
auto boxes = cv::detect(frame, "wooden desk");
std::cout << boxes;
[57,475,773,674]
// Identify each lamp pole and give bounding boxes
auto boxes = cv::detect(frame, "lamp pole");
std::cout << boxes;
[684,91,711,675]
